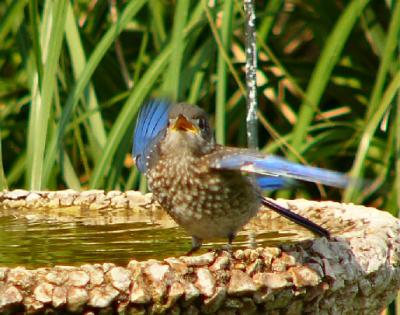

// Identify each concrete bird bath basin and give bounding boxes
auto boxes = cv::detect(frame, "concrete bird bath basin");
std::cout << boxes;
[0,189,399,314]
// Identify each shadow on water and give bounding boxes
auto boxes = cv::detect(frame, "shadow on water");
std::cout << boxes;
[0,206,311,268]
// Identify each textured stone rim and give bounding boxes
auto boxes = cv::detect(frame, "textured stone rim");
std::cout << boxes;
[0,189,399,314]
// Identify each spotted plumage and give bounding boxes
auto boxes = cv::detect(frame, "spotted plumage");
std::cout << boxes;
[147,147,260,245]
[133,100,350,252]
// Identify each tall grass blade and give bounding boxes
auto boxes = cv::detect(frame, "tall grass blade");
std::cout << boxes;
[0,0,27,44]
[216,0,233,145]
[26,0,67,190]
[65,2,107,149]
[258,0,282,41]
[344,70,400,202]
[203,0,246,95]
[62,150,81,190]
[89,45,172,188]
[6,154,25,187]
[366,2,400,119]
[162,0,189,100]
[42,0,147,187]
[290,0,369,158]
[28,0,43,83]
[148,0,166,49]
[361,7,387,58]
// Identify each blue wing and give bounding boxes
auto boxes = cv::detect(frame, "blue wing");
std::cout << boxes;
[256,176,292,190]
[132,99,171,173]
[211,151,349,188]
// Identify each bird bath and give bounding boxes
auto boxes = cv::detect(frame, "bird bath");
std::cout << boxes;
[0,189,399,314]
[0,190,320,268]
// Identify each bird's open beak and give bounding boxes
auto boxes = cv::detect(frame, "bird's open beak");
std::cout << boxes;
[171,114,198,133]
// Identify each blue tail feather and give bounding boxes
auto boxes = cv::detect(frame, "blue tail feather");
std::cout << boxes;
[133,99,171,172]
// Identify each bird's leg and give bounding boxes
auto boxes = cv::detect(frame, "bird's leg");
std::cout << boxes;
[143,194,157,210]
[228,232,235,245]
[186,236,203,256]
[220,232,235,252]
[261,197,331,238]
[248,231,257,249]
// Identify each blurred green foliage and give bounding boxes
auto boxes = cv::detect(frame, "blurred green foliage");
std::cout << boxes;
[0,0,399,217]
[0,0,399,311]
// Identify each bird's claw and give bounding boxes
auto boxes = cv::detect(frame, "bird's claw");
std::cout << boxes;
[220,243,233,253]
[142,196,156,210]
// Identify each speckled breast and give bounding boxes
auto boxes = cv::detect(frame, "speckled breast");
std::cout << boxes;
[146,154,261,239]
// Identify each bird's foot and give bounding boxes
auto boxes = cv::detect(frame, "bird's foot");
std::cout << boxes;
[143,195,157,210]
[185,248,199,256]
[185,236,203,256]
[220,243,233,253]
[218,232,235,253]
[247,231,257,249]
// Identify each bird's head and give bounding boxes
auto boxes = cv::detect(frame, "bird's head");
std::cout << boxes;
[163,103,215,155]
[133,100,216,172]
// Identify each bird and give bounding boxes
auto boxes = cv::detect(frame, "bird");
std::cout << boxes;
[132,99,350,253]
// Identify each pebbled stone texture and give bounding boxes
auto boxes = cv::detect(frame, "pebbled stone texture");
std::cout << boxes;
[0,190,399,314]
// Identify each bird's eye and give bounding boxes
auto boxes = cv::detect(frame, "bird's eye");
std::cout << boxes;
[198,118,207,130]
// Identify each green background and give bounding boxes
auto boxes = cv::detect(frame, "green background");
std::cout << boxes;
[0,0,399,209]
[0,0,399,312]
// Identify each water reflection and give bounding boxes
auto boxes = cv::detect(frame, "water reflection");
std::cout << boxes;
[0,206,313,268]
[0,215,189,267]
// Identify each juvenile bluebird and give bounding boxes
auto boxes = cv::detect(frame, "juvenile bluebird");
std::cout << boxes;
[132,100,349,252]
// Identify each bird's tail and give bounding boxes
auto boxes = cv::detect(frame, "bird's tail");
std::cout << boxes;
[261,197,330,238]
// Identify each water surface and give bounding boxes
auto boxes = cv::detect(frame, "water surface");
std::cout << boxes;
[0,206,309,268]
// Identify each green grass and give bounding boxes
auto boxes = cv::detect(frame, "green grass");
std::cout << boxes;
[0,0,399,311]
[0,0,398,204]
